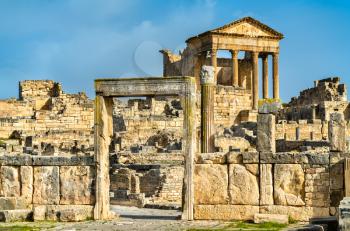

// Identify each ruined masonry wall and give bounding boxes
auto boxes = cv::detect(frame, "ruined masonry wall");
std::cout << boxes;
[0,80,94,154]
[194,152,345,221]
[0,155,95,221]
[214,86,252,127]
[276,120,328,140]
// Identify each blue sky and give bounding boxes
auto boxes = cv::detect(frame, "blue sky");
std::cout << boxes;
[0,0,349,102]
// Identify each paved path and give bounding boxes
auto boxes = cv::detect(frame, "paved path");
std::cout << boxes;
[47,205,224,231]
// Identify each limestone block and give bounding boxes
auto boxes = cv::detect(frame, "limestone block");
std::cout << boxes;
[229,164,259,205]
[33,205,46,221]
[260,164,273,205]
[20,166,33,204]
[254,213,288,224]
[0,197,16,210]
[329,113,347,152]
[33,166,60,205]
[257,114,276,153]
[227,152,243,164]
[46,205,94,221]
[59,206,94,221]
[0,166,20,197]
[194,205,259,220]
[260,205,329,222]
[60,166,95,205]
[274,164,305,206]
[194,164,228,204]
[0,209,33,222]
[196,152,226,164]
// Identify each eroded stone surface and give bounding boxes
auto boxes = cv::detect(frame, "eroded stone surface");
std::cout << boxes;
[254,213,288,224]
[194,205,259,220]
[33,166,59,205]
[0,166,20,197]
[260,205,329,222]
[194,164,228,204]
[60,166,95,205]
[274,164,305,206]
[229,164,259,205]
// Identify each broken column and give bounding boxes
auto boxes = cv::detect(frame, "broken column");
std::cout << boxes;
[257,113,276,153]
[328,113,347,152]
[200,65,215,153]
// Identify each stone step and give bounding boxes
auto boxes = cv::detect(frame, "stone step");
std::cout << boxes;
[254,213,288,224]
[0,209,33,222]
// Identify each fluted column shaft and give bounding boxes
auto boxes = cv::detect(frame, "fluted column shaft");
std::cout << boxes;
[262,54,269,99]
[230,50,239,86]
[273,53,280,99]
[200,66,215,153]
[252,51,259,110]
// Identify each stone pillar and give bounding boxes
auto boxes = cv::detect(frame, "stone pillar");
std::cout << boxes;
[260,164,273,205]
[329,113,347,152]
[273,53,280,99]
[230,50,239,87]
[200,66,215,153]
[211,49,217,84]
[296,127,300,141]
[311,104,317,120]
[262,54,269,99]
[252,51,259,110]
[94,95,114,220]
[257,113,276,153]
[181,78,197,221]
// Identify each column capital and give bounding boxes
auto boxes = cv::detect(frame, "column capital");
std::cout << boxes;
[200,65,215,85]
[230,50,239,57]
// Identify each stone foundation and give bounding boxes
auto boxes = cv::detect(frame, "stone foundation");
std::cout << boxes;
[0,155,95,222]
[194,151,345,221]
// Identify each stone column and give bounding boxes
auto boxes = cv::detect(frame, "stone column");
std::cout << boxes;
[257,113,276,153]
[311,104,317,120]
[296,127,300,141]
[94,95,114,220]
[200,66,215,153]
[262,54,269,99]
[181,77,197,220]
[230,50,239,87]
[273,53,280,99]
[211,49,217,84]
[252,51,259,110]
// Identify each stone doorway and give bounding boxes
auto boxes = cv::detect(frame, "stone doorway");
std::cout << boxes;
[94,77,196,220]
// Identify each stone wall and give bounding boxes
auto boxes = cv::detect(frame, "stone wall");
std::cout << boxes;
[280,77,349,121]
[214,85,252,127]
[110,152,184,208]
[276,120,328,141]
[0,155,95,222]
[194,151,343,221]
[113,97,183,153]
[0,80,94,156]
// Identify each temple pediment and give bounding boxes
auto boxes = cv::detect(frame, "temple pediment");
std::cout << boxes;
[186,17,283,42]
[211,17,283,39]
[214,22,272,37]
